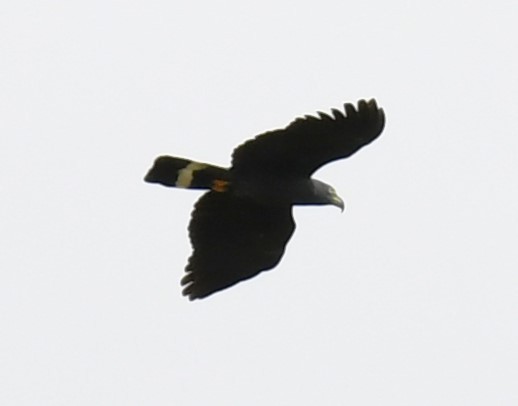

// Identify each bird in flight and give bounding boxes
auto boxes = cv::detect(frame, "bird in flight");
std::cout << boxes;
[145,99,385,300]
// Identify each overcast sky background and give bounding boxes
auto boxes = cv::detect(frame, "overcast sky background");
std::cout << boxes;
[1,1,517,405]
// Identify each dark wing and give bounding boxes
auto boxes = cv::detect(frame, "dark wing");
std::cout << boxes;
[231,99,385,178]
[181,191,295,300]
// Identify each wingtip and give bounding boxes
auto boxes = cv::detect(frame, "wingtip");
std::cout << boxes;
[356,98,385,130]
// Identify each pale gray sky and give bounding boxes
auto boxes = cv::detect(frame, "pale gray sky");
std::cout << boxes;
[1,1,517,405]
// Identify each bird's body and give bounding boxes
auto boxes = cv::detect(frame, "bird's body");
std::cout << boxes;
[145,99,385,300]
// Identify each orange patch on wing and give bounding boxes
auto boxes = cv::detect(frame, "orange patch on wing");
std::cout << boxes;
[211,179,229,192]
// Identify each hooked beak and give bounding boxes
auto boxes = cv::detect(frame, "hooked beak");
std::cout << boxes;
[331,193,345,212]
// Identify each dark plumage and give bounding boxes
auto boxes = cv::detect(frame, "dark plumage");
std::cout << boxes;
[145,99,385,300]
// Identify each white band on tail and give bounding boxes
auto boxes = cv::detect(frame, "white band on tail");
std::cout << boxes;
[175,162,208,188]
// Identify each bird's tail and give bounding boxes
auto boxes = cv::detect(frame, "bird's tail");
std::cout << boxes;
[144,156,230,191]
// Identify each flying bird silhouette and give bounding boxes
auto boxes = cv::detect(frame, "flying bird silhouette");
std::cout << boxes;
[145,99,385,300]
